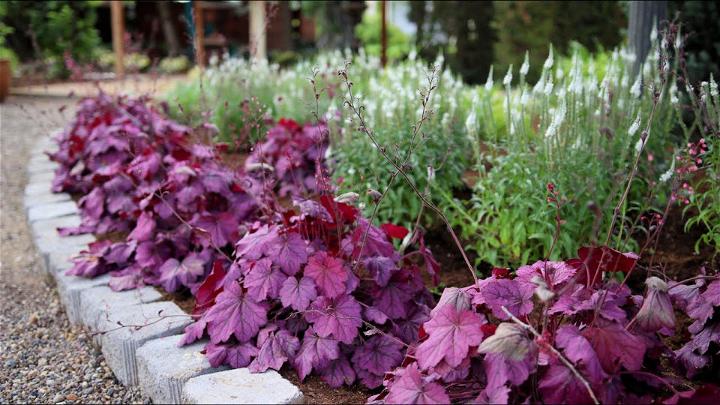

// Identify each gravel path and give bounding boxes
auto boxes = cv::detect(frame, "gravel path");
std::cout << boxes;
[0,96,146,404]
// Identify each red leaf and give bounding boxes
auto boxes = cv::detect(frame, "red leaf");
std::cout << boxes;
[570,246,639,286]
[193,260,227,316]
[381,223,410,240]
[492,267,510,279]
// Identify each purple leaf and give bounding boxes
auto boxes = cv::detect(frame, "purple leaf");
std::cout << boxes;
[351,335,404,376]
[205,281,267,344]
[158,254,206,292]
[555,324,605,384]
[243,258,287,301]
[293,327,340,380]
[386,363,450,404]
[479,278,535,320]
[318,356,356,388]
[235,225,280,261]
[582,321,645,373]
[268,232,308,275]
[416,305,485,370]
[205,341,258,368]
[192,212,238,248]
[539,364,595,404]
[363,256,397,287]
[279,276,317,311]
[516,260,576,287]
[128,212,156,242]
[304,252,348,298]
[249,327,300,372]
[178,320,207,346]
[305,295,362,344]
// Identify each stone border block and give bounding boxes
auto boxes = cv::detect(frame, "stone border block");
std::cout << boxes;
[182,368,304,404]
[137,335,227,403]
[78,286,163,331]
[99,302,192,386]
[27,201,78,223]
[53,272,110,324]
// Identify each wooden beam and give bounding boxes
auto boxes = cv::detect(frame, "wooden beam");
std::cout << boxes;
[249,1,267,60]
[380,0,387,67]
[193,1,206,69]
[110,1,125,78]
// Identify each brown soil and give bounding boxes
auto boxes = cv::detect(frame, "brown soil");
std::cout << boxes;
[280,369,371,404]
[637,205,718,282]
[423,226,484,290]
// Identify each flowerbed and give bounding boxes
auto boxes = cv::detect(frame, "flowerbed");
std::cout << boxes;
[49,94,441,390]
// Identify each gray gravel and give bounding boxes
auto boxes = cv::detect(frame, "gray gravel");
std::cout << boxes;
[0,96,146,404]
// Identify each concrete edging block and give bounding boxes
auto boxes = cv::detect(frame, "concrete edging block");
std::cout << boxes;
[136,335,228,403]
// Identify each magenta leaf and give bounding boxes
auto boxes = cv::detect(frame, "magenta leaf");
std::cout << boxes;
[318,356,356,388]
[205,341,258,368]
[205,281,267,344]
[385,363,451,404]
[279,276,317,311]
[158,254,206,292]
[249,326,300,372]
[582,321,645,373]
[304,252,349,298]
[351,335,404,376]
[555,324,605,384]
[128,211,156,242]
[416,305,485,370]
[243,258,287,301]
[293,327,340,380]
[538,364,595,404]
[305,295,362,344]
[268,232,308,275]
[480,278,535,320]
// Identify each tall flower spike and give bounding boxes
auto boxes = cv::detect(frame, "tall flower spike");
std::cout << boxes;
[503,65,513,87]
[520,51,530,77]
[635,277,676,332]
[543,45,554,70]
[485,65,494,91]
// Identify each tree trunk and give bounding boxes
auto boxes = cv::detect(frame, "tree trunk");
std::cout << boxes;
[628,1,667,76]
[157,1,181,56]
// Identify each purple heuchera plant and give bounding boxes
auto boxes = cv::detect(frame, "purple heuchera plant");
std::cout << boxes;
[180,195,438,389]
[372,254,720,404]
[244,118,328,198]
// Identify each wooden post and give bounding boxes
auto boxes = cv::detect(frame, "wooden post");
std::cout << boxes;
[380,0,387,67]
[628,1,667,76]
[249,1,267,60]
[110,1,125,78]
[193,1,206,69]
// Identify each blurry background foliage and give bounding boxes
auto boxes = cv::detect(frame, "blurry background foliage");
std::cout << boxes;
[3,0,102,78]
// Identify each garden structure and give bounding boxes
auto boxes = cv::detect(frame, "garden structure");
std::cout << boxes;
[2,2,720,405]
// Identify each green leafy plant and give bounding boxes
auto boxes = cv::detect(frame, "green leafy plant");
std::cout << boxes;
[443,37,679,267]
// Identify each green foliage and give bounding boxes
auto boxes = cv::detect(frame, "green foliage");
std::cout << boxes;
[444,41,679,267]
[355,5,411,61]
[4,1,101,78]
[166,50,472,226]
